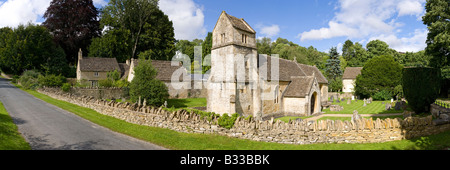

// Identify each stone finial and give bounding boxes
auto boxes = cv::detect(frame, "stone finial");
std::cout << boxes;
[143,99,147,107]
[78,48,82,60]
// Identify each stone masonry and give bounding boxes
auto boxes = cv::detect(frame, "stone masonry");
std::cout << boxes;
[38,87,450,145]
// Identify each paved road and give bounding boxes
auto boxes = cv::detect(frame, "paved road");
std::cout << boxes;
[0,78,166,150]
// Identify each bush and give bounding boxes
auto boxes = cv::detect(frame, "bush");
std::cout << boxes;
[402,67,440,113]
[218,113,239,129]
[61,83,71,92]
[355,55,403,98]
[372,90,392,101]
[37,74,66,87]
[98,79,114,87]
[18,70,41,90]
[129,59,169,106]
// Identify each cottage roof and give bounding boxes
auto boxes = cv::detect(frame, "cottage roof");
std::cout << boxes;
[223,12,256,34]
[131,59,186,82]
[342,67,363,79]
[283,76,315,97]
[79,57,120,72]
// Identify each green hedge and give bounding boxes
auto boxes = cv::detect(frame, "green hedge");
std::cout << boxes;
[402,67,440,113]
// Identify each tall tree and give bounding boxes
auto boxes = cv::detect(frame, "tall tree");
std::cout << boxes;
[0,24,67,75]
[366,40,391,59]
[325,47,343,81]
[101,0,175,60]
[342,40,355,62]
[43,0,100,64]
[423,0,450,69]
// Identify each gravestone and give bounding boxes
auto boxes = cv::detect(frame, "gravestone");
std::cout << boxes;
[385,103,392,110]
[296,118,303,122]
[336,99,340,103]
[363,99,367,107]
[351,110,362,123]
[347,99,351,105]
[330,95,334,102]
[330,105,344,111]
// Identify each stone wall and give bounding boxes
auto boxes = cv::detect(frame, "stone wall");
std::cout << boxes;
[38,87,450,145]
[69,87,125,100]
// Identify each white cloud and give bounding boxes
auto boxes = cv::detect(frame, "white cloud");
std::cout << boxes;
[368,29,428,52]
[0,0,51,28]
[298,0,427,52]
[259,24,280,38]
[159,0,206,41]
[92,0,108,6]
[397,0,425,17]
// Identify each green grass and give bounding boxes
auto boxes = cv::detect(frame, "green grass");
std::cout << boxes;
[323,100,405,114]
[17,87,450,150]
[167,98,207,109]
[0,100,31,150]
[275,116,313,123]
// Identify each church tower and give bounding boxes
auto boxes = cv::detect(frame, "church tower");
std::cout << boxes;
[207,11,260,117]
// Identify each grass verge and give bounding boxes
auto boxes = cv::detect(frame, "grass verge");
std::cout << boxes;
[21,88,450,150]
[0,100,31,150]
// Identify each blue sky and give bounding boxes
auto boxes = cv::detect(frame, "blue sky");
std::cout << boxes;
[0,0,429,53]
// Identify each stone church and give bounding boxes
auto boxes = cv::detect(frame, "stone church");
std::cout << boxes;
[207,11,328,119]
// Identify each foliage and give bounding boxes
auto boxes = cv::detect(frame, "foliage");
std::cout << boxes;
[402,67,441,113]
[329,77,343,92]
[0,24,68,76]
[99,79,114,87]
[100,0,176,60]
[355,55,403,98]
[325,47,343,81]
[0,101,31,150]
[217,113,239,129]
[129,59,169,106]
[37,74,67,87]
[61,83,71,92]
[88,28,131,63]
[43,0,100,64]
[422,0,450,69]
[372,90,392,101]
[19,70,42,90]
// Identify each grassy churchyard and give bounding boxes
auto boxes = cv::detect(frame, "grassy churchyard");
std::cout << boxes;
[322,99,406,115]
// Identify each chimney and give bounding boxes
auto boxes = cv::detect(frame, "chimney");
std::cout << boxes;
[78,48,83,60]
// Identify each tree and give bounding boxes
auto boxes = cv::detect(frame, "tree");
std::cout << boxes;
[256,37,272,55]
[366,40,392,59]
[101,0,175,60]
[403,67,440,113]
[0,24,68,76]
[325,47,343,81]
[88,28,131,63]
[422,0,450,69]
[129,59,169,106]
[202,32,213,74]
[43,0,100,64]
[342,40,355,62]
[355,55,403,98]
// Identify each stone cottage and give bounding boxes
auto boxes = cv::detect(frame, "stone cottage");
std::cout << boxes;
[207,11,328,119]
[76,49,122,87]
[342,67,363,93]
[126,59,190,98]
[76,49,190,98]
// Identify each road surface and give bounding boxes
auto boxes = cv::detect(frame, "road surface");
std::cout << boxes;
[0,78,166,150]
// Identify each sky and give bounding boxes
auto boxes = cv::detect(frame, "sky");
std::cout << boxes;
[0,0,429,53]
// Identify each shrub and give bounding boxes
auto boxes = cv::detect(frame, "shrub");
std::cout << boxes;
[129,59,169,106]
[18,70,41,90]
[37,74,66,87]
[218,113,239,129]
[402,67,440,113]
[355,55,403,98]
[98,79,114,87]
[61,83,71,92]
[372,90,392,101]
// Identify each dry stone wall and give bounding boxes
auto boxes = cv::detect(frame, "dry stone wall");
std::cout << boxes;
[38,87,450,145]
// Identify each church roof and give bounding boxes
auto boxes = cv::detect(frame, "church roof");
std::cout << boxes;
[297,64,328,84]
[258,55,307,82]
[223,12,256,34]
[342,67,363,79]
[283,76,315,97]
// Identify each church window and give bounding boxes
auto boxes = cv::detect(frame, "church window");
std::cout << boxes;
[221,33,226,43]
[242,34,247,44]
